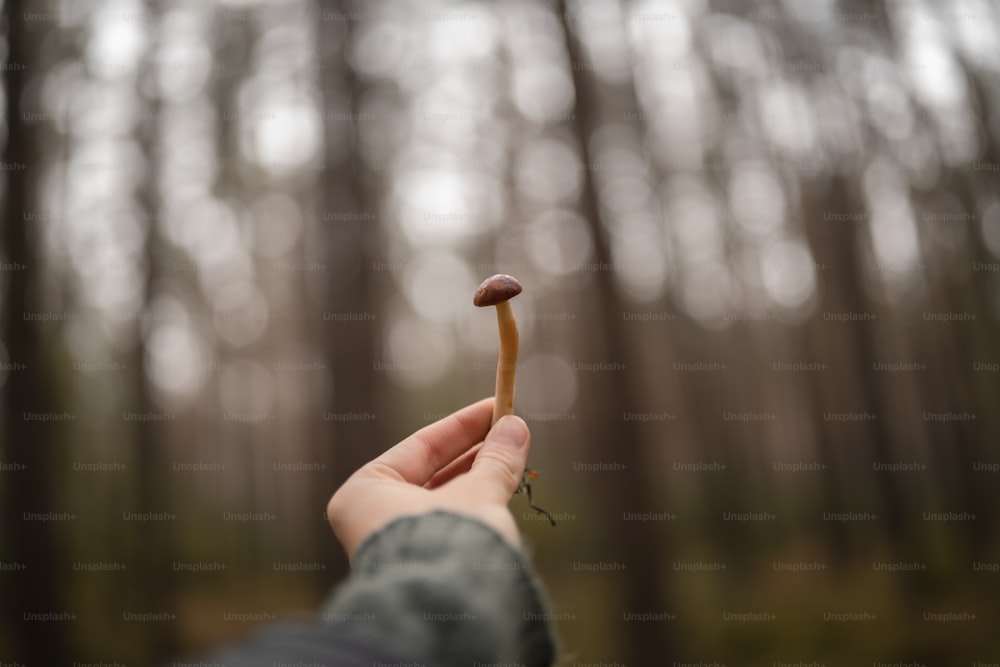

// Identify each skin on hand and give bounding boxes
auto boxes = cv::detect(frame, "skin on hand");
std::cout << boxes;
[327,397,532,564]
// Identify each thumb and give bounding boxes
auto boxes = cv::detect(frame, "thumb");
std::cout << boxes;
[466,415,530,501]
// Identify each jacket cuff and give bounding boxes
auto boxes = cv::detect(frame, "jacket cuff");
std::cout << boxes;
[322,511,556,666]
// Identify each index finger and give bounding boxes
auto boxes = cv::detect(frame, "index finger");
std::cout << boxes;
[366,397,494,485]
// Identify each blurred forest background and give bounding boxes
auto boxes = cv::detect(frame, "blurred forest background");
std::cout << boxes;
[2,0,999,664]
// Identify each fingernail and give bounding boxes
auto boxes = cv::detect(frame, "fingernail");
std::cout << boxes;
[487,415,529,451]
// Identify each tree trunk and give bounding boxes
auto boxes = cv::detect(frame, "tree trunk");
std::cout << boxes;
[127,13,177,658]
[0,1,72,662]
[317,0,386,579]
[558,3,673,660]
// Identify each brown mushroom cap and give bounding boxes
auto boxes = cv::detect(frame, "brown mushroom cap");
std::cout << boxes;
[473,274,523,307]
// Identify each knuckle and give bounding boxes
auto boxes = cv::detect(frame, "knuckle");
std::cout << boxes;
[473,448,522,487]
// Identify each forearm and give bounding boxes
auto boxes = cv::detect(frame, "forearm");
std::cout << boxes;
[323,510,557,666]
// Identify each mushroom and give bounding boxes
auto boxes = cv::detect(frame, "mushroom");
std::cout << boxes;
[474,274,556,525]
[474,274,523,426]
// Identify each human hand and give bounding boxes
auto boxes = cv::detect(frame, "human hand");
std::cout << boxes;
[327,397,531,564]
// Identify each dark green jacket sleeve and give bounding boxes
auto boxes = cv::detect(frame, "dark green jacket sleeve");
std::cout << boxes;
[184,511,557,666]
[322,510,557,666]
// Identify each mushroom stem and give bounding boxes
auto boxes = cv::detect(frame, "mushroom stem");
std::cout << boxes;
[492,300,519,426]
